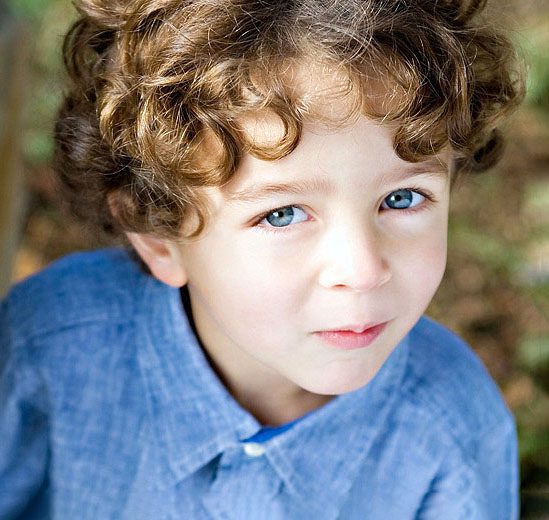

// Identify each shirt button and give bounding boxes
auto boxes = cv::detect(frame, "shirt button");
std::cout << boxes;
[242,442,266,457]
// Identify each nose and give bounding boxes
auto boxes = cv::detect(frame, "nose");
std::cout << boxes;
[317,224,392,292]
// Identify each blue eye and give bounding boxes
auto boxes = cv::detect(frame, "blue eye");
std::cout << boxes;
[261,206,308,228]
[381,189,425,210]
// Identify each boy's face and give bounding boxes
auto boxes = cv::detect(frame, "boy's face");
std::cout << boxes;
[131,95,451,401]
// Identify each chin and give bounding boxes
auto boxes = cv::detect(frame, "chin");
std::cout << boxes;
[301,370,379,396]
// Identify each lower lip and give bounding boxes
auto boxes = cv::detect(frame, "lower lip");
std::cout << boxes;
[315,322,388,350]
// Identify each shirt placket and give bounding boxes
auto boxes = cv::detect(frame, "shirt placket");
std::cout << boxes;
[201,445,285,520]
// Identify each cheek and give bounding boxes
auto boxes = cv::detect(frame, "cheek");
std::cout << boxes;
[386,214,447,293]
[189,243,306,334]
[234,258,307,328]
[404,228,448,301]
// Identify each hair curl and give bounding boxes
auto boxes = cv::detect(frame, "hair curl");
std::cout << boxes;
[54,0,524,240]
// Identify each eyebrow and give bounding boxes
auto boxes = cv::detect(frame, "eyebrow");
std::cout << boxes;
[227,162,448,204]
[227,177,334,204]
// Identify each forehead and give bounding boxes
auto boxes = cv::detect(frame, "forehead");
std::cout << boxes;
[225,115,449,198]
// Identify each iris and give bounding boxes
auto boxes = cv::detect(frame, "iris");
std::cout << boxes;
[383,189,423,210]
[266,207,298,227]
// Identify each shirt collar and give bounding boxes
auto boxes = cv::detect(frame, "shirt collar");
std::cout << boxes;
[136,274,409,515]
[136,277,260,486]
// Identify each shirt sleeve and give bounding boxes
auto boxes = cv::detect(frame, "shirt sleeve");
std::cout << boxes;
[417,415,519,520]
[0,297,50,520]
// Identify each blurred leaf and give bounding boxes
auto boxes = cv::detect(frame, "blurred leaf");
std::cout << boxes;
[449,222,522,272]
[8,0,53,19]
[517,19,549,111]
[7,0,74,165]
[516,382,549,448]
[518,342,549,394]
[520,428,549,464]
[25,132,54,164]
[525,181,549,218]
[519,336,549,372]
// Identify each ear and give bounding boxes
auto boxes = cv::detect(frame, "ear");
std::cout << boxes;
[125,232,188,288]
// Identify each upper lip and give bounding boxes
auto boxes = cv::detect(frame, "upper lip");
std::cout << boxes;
[319,321,387,334]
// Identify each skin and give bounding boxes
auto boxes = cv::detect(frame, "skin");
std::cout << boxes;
[127,82,451,426]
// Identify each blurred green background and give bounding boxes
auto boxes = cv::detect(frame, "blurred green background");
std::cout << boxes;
[3,0,549,516]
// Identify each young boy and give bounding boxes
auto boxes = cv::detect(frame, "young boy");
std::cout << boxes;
[0,0,523,518]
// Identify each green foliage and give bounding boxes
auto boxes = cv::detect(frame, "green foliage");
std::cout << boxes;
[517,336,549,516]
[8,0,55,20]
[449,223,522,272]
[520,405,549,518]
[524,180,549,221]
[519,336,549,377]
[519,19,549,111]
[7,0,75,164]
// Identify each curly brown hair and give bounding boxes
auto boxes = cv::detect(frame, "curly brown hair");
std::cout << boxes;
[54,0,523,241]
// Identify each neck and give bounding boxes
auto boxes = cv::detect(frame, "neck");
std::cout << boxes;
[228,375,333,426]
[200,337,333,425]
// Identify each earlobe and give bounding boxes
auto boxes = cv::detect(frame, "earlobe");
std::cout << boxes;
[125,232,188,288]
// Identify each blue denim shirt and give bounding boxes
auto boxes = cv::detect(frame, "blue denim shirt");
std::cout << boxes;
[0,248,518,519]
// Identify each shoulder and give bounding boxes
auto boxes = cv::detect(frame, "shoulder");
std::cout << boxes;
[1,247,156,411]
[2,247,148,343]
[400,316,514,443]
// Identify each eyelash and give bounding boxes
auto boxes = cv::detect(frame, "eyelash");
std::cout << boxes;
[253,186,437,233]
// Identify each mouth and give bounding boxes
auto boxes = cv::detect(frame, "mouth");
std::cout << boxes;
[314,322,388,350]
